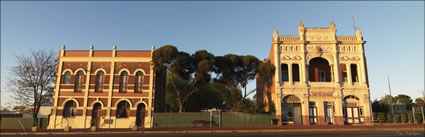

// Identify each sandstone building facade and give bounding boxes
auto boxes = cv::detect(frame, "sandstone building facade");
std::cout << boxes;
[257,21,372,125]
[48,45,165,129]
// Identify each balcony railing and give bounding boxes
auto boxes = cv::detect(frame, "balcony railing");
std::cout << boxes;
[279,36,300,41]
[309,82,334,87]
[336,36,357,41]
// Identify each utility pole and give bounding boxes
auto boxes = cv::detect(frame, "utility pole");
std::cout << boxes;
[388,76,394,123]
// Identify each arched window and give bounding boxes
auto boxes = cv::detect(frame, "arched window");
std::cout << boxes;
[64,71,71,84]
[134,71,144,92]
[95,71,105,92]
[74,71,85,92]
[116,101,130,118]
[119,71,128,92]
[308,57,331,82]
[63,100,77,118]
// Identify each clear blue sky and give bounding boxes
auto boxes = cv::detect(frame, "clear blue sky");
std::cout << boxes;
[1,1,424,108]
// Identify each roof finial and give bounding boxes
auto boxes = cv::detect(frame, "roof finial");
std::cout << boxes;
[90,45,94,50]
[113,44,117,50]
[273,29,279,41]
[356,28,362,40]
[299,21,304,29]
[61,45,65,50]
[151,45,155,51]
[330,21,336,30]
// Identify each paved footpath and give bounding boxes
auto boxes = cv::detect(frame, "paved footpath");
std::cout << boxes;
[1,124,424,136]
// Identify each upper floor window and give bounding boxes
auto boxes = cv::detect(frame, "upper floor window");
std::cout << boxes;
[74,71,85,92]
[319,71,326,82]
[64,71,71,84]
[134,71,144,92]
[281,64,289,82]
[340,64,347,82]
[350,64,358,82]
[119,71,128,92]
[95,71,105,92]
[308,57,331,82]
[63,100,77,118]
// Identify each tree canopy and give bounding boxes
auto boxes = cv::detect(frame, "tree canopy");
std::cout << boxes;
[154,45,275,112]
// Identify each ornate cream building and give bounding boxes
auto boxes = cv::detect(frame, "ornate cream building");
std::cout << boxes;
[257,21,372,125]
[48,45,165,129]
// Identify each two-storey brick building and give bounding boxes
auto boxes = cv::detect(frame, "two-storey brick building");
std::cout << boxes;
[48,45,165,129]
[257,21,372,125]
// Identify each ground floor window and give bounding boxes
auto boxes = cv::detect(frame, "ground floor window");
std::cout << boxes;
[309,102,317,124]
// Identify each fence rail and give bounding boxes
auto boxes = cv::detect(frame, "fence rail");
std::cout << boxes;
[0,118,49,129]
[153,112,275,128]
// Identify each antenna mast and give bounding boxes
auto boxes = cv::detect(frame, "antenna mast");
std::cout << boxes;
[388,76,395,123]
[352,16,357,34]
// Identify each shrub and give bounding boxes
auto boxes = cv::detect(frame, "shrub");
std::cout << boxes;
[386,113,393,123]
[407,112,413,123]
[400,113,407,123]
[394,114,400,123]
[414,113,423,123]
[377,113,386,123]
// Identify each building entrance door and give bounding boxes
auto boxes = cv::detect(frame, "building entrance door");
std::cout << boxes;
[293,104,302,124]
[346,106,360,124]
[282,95,302,125]
[136,103,146,128]
[91,103,102,127]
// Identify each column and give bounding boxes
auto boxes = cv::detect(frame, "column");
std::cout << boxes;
[274,43,281,87]
[275,88,283,126]
[357,63,363,85]
[333,44,341,87]
[334,95,345,125]
[50,57,64,129]
[147,46,155,128]
[306,65,310,82]
[107,45,116,128]
[346,64,352,86]
[299,64,304,86]
[273,41,283,125]
[288,63,293,85]
[83,61,92,128]
[302,96,310,125]
[363,95,372,125]
[330,65,334,82]
[316,101,326,125]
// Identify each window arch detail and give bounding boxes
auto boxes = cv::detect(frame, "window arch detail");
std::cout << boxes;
[119,71,129,92]
[74,70,85,92]
[95,71,105,92]
[63,71,72,84]
[135,71,144,92]
[63,100,77,118]
[116,100,130,118]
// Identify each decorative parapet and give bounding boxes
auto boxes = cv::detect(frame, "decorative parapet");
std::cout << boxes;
[279,36,300,41]
[336,36,357,41]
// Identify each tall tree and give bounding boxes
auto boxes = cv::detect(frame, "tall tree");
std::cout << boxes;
[395,94,413,110]
[7,50,56,126]
[414,98,424,107]
[153,46,215,112]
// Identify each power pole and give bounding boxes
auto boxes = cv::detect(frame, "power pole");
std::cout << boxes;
[388,76,394,123]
